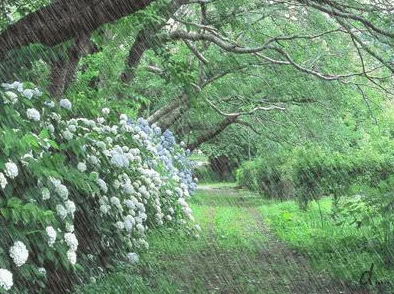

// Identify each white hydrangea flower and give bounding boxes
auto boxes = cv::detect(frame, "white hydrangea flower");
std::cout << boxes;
[127,252,139,264]
[97,117,105,124]
[46,226,57,247]
[22,89,34,99]
[4,161,18,179]
[139,239,149,250]
[65,200,76,216]
[59,99,72,110]
[55,184,69,200]
[9,241,29,267]
[4,91,18,104]
[124,199,136,209]
[111,126,118,135]
[123,183,134,195]
[38,267,46,275]
[2,81,23,92]
[64,232,78,251]
[97,178,108,193]
[90,171,99,180]
[66,223,75,233]
[110,196,120,206]
[62,130,73,140]
[102,108,110,115]
[32,88,42,97]
[88,155,99,165]
[111,153,129,168]
[177,198,188,207]
[124,219,133,232]
[105,137,113,144]
[110,153,124,167]
[96,141,106,150]
[68,118,78,125]
[49,177,61,188]
[0,268,13,291]
[113,179,121,189]
[67,249,77,265]
[99,204,109,214]
[56,204,67,220]
[77,162,87,172]
[0,173,7,189]
[67,124,77,132]
[115,221,124,230]
[44,100,55,108]
[120,114,128,121]
[50,112,62,122]
[47,123,55,133]
[87,120,96,128]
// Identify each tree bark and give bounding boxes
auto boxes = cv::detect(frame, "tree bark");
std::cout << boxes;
[0,0,155,57]
[120,0,187,83]
[147,93,189,124]
[187,115,239,151]
[156,104,188,130]
[47,34,97,98]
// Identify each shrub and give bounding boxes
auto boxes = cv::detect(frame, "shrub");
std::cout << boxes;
[237,143,394,208]
[237,154,293,200]
[0,82,198,293]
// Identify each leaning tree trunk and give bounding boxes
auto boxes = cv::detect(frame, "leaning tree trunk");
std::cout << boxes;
[0,0,155,58]
[120,0,188,83]
[187,115,238,151]
[47,34,97,98]
[147,94,189,124]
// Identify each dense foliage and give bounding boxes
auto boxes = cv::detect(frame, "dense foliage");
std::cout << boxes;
[237,138,394,201]
[1,0,394,292]
[237,139,394,271]
[0,82,197,292]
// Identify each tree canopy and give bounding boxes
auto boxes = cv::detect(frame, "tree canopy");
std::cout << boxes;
[1,0,394,161]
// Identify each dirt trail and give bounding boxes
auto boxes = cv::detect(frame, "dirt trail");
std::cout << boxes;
[181,185,367,294]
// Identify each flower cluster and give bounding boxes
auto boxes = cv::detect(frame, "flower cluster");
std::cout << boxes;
[0,82,197,291]
[9,241,29,267]
[0,269,13,291]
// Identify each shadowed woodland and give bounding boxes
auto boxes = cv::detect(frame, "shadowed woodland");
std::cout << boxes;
[1,0,394,293]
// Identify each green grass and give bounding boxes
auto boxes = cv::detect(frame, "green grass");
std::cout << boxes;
[189,153,209,163]
[75,186,394,293]
[259,197,394,289]
[75,186,273,294]
[197,182,238,189]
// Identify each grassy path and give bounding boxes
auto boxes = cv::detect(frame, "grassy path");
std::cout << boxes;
[76,184,365,294]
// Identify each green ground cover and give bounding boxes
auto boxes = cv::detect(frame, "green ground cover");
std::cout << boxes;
[75,185,390,293]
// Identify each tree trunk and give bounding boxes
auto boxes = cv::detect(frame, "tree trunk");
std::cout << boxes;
[120,0,187,83]
[156,104,188,130]
[147,93,189,124]
[47,34,97,98]
[187,115,238,151]
[0,0,155,57]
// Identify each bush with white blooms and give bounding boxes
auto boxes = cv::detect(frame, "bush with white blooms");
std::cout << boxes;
[0,81,198,293]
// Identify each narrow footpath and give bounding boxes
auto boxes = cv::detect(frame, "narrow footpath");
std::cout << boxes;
[156,185,365,294]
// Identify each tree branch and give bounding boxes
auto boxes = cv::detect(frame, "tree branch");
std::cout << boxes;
[205,98,285,117]
[0,0,155,57]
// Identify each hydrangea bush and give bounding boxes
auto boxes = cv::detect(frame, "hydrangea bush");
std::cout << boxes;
[0,82,197,293]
